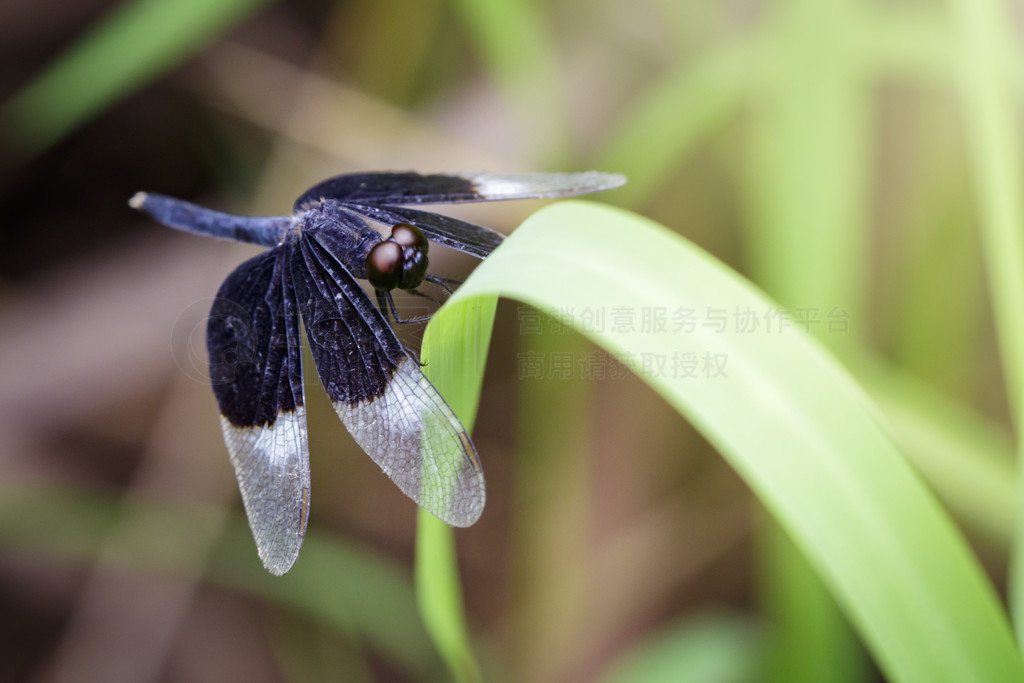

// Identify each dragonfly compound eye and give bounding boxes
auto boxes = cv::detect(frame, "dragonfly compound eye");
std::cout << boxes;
[366,240,403,291]
[390,223,428,250]
[390,223,428,290]
[366,224,430,291]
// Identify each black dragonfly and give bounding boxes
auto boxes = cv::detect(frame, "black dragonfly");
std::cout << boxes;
[131,170,626,575]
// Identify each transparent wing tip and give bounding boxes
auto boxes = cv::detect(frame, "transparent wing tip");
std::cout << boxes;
[261,551,299,576]
[467,171,628,199]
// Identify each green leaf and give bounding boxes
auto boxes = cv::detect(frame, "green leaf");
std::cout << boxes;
[433,200,1024,683]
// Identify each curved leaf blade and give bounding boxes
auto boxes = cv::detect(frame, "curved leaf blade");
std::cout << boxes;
[434,201,1024,683]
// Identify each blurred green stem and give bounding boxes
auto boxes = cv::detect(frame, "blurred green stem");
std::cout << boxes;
[417,295,497,681]
[415,513,481,683]
[597,39,755,209]
[746,1,873,680]
[949,0,1024,642]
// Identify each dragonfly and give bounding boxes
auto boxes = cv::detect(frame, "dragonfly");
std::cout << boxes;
[131,170,626,574]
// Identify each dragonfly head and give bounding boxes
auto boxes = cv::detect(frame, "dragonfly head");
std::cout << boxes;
[366,223,429,291]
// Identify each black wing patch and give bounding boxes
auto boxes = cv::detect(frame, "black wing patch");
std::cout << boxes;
[292,235,403,404]
[294,172,477,210]
[293,233,486,526]
[208,246,310,576]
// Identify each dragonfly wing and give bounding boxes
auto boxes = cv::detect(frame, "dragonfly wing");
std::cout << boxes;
[294,170,626,210]
[291,233,485,525]
[208,245,310,575]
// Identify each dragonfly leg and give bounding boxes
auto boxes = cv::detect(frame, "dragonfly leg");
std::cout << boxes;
[378,290,433,325]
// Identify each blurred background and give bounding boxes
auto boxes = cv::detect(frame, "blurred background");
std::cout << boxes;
[0,0,1020,681]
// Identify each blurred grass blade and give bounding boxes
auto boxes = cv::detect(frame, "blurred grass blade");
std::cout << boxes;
[746,6,873,680]
[415,513,481,683]
[949,0,1024,640]
[744,19,870,339]
[444,0,567,162]
[2,0,272,157]
[218,525,438,678]
[0,488,440,679]
[597,40,754,208]
[437,201,1024,682]
[444,0,551,94]
[859,6,952,83]
[599,612,760,683]
[950,0,1024,422]
[416,295,497,683]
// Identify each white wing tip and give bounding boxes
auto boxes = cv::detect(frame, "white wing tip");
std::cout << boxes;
[466,171,627,197]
